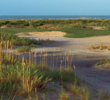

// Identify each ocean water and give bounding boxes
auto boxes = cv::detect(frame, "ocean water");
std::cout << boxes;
[0,15,110,20]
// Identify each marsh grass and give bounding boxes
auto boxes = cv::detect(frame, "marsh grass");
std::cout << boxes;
[69,85,90,100]
[0,32,38,50]
[95,58,110,66]
[0,54,51,98]
[59,90,70,100]
[107,44,110,50]
[90,44,95,50]
[0,49,80,99]
[17,46,31,53]
[99,43,103,50]
[90,43,110,51]
[98,90,110,100]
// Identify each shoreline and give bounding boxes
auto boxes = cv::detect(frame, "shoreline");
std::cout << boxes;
[0,15,110,20]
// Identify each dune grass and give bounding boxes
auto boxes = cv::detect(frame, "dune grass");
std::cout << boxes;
[95,58,110,66]
[0,51,81,99]
[1,27,110,38]
[0,31,39,50]
[0,31,88,99]
[17,46,31,53]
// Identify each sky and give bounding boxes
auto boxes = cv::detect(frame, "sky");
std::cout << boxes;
[0,0,110,15]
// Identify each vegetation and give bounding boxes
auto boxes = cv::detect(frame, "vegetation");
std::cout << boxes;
[1,19,110,29]
[69,85,90,100]
[0,49,82,99]
[0,32,38,50]
[17,46,31,53]
[1,19,110,38]
[95,58,110,66]
[1,28,110,38]
[0,31,82,99]
[90,43,110,51]
[98,90,110,100]
[0,19,110,99]
[90,44,95,50]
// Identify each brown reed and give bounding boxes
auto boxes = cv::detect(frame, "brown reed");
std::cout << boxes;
[90,44,95,50]
[34,52,37,66]
[53,53,54,71]
[44,52,45,65]
[107,44,110,50]
[73,64,76,85]
[0,43,2,68]
[29,52,31,65]
[99,43,103,50]
[7,41,9,50]
[12,55,14,65]
[22,57,25,91]
[60,60,62,72]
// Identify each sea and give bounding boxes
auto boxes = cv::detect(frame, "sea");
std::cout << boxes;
[0,15,110,20]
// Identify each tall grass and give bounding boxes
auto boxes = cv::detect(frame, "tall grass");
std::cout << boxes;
[95,58,110,66]
[0,45,80,99]
[0,32,38,49]
[17,46,31,53]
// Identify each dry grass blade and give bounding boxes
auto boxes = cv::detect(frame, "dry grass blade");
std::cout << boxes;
[90,44,95,50]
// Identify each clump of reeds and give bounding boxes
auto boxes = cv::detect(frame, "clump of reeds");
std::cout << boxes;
[0,54,52,98]
[98,90,110,99]
[0,32,39,50]
[90,44,95,50]
[59,91,70,100]
[99,43,103,50]
[69,85,90,100]
[95,58,110,66]
[17,46,31,53]
[0,46,80,99]
[107,44,110,50]
[46,38,50,43]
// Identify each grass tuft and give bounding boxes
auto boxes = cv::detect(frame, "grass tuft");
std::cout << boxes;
[17,46,31,53]
[95,58,110,66]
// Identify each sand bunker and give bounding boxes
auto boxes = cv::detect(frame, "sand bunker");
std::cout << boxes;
[16,31,66,36]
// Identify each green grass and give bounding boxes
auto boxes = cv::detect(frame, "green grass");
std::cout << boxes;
[69,85,90,100]
[1,27,110,38]
[0,52,80,99]
[98,90,110,100]
[17,46,31,53]
[0,28,52,35]
[0,31,39,50]
[95,58,110,66]
[59,28,110,38]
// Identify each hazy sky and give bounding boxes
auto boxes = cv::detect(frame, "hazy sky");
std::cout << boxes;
[0,0,109,15]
